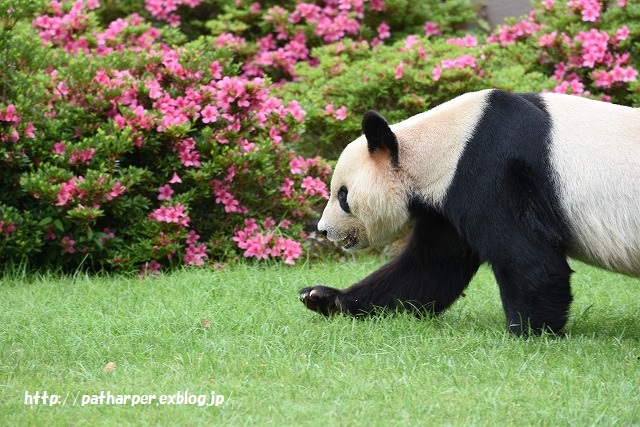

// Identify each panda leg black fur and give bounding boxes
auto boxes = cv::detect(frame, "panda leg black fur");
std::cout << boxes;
[489,241,573,336]
[300,211,480,317]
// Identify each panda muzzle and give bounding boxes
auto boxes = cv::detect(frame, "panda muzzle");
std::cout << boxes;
[342,229,358,249]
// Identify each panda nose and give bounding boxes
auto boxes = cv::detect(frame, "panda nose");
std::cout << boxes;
[317,222,328,237]
[317,219,328,237]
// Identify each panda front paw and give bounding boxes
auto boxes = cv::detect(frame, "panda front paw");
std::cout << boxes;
[299,285,344,316]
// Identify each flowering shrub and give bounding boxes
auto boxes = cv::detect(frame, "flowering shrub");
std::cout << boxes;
[1,0,337,273]
[203,0,476,82]
[283,0,639,158]
[485,0,640,103]
[1,0,479,273]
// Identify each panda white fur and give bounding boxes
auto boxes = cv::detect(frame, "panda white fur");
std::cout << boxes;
[300,88,640,335]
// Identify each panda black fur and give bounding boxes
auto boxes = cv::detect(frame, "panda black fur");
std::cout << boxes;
[300,88,640,336]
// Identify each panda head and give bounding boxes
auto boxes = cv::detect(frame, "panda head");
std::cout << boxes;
[318,110,411,250]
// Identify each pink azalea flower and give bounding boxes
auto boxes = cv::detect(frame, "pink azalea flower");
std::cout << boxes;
[301,176,329,199]
[592,70,613,88]
[287,100,306,121]
[149,203,190,227]
[281,238,302,265]
[140,259,161,276]
[395,62,404,80]
[108,182,126,201]
[622,66,638,82]
[377,22,390,40]
[53,142,66,155]
[224,165,235,182]
[158,184,174,201]
[280,177,295,198]
[169,172,182,184]
[186,230,200,245]
[184,243,208,265]
[61,236,76,254]
[211,180,242,213]
[69,148,96,165]
[575,29,609,67]
[611,65,637,82]
[0,220,17,237]
[553,62,567,81]
[201,105,218,123]
[263,217,276,229]
[615,26,630,43]
[93,69,111,86]
[24,122,36,139]
[56,82,69,97]
[99,228,115,244]
[404,35,419,50]
[538,31,557,48]
[324,104,336,116]
[441,55,477,70]
[424,21,441,37]
[56,179,77,206]
[289,157,306,174]
[492,17,540,47]
[432,65,442,81]
[177,138,201,167]
[334,106,347,121]
[0,104,19,123]
[209,60,223,79]
[446,34,478,48]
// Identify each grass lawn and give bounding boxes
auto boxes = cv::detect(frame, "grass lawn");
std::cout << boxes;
[1,256,639,426]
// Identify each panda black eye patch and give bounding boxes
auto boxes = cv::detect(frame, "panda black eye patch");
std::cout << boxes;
[338,186,351,213]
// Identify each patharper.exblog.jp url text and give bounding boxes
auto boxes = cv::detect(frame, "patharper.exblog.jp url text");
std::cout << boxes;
[24,390,229,407]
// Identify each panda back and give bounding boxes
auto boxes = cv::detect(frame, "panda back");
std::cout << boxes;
[544,93,640,276]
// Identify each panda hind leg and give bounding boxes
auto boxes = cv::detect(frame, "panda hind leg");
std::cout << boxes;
[492,246,573,336]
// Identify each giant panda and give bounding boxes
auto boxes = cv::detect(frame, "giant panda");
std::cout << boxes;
[299,88,640,336]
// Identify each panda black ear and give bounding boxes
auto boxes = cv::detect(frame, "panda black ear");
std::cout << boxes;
[362,110,399,166]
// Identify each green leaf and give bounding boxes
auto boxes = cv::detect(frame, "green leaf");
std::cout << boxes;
[38,217,53,227]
